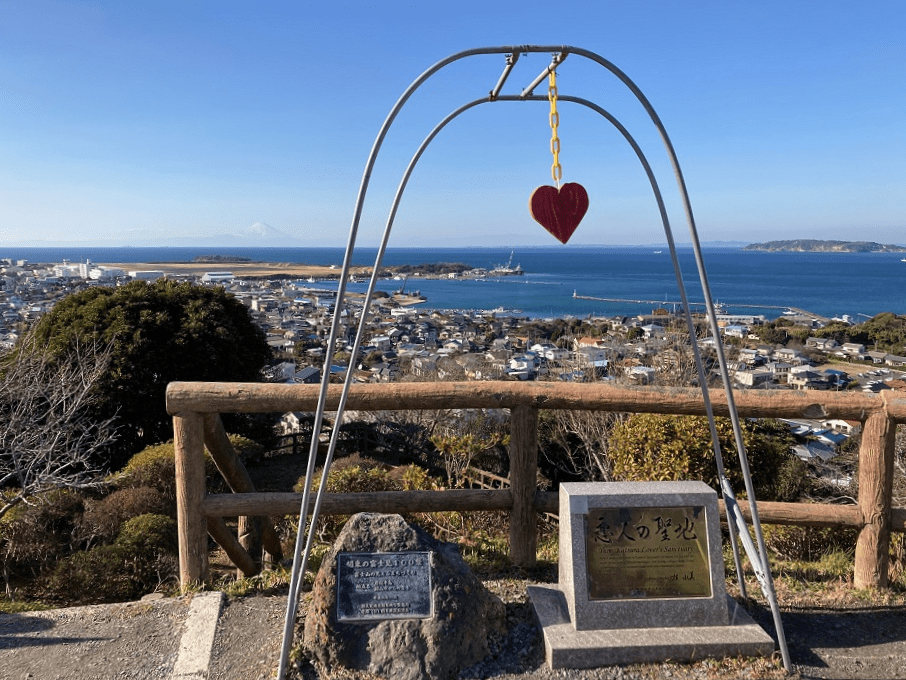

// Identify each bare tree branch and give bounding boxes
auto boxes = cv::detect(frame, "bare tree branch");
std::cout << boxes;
[541,408,624,482]
[0,334,118,521]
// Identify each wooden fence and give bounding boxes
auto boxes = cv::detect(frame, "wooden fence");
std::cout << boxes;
[167,380,906,591]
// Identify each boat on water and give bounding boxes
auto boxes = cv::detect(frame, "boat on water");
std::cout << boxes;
[392,292,427,306]
[489,250,524,276]
[901,258,906,263]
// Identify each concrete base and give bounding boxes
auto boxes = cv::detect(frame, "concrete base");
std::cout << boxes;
[528,584,775,669]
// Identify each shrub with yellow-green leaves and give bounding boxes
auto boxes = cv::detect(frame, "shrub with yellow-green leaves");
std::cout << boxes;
[290,460,511,566]
[112,434,263,500]
[293,461,398,541]
[46,513,178,603]
[77,486,172,547]
[609,414,807,502]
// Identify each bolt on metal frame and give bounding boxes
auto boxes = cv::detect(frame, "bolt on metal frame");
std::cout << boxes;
[278,45,791,677]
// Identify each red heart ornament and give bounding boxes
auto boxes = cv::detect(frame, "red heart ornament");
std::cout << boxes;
[529,183,589,244]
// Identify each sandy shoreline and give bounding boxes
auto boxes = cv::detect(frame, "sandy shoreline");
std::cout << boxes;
[99,261,372,279]
[98,261,824,321]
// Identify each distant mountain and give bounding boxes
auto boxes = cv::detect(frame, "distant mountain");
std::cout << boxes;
[744,239,906,253]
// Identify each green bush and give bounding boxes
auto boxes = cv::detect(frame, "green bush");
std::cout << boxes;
[114,441,182,499]
[77,486,172,547]
[609,414,808,502]
[115,513,178,554]
[292,461,400,541]
[1,490,84,580]
[29,279,272,468]
[46,513,178,603]
[292,461,395,495]
[113,434,262,499]
[46,544,135,602]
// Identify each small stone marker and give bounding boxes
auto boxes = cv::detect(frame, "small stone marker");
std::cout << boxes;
[528,481,774,668]
[563,481,728,630]
[303,513,505,680]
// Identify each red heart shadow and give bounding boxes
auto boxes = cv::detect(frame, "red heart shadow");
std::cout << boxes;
[529,183,589,244]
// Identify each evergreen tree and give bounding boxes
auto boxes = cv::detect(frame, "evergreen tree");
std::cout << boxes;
[29,280,271,469]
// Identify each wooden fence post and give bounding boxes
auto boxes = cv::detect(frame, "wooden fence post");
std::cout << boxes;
[236,516,263,576]
[201,413,282,565]
[509,404,538,567]
[854,411,897,588]
[174,412,208,589]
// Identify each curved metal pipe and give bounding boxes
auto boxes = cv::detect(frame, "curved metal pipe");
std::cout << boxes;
[279,45,789,676]
[278,46,564,678]
[563,46,789,666]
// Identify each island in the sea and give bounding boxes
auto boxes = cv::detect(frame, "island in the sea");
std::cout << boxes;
[744,239,906,253]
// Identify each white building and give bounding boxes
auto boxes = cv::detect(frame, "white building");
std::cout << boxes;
[735,369,773,387]
[89,266,125,280]
[52,263,82,279]
[722,325,749,339]
[201,272,235,283]
[129,270,166,280]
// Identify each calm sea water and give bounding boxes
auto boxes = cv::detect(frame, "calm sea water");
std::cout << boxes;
[4,246,905,320]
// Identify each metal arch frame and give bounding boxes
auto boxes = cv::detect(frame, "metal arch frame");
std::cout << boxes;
[278,46,791,677]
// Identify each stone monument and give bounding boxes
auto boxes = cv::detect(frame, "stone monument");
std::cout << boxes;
[528,481,775,668]
[303,513,505,680]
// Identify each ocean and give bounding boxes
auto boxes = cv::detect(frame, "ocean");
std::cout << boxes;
[4,246,905,321]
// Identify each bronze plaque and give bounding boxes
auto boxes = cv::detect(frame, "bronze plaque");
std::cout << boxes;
[336,551,432,622]
[585,506,711,600]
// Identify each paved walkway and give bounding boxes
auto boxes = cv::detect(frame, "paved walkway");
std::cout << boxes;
[2,593,906,679]
[0,592,286,680]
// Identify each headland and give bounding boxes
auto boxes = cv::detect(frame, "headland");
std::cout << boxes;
[744,239,906,253]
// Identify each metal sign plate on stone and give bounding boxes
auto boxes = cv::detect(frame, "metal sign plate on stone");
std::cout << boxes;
[336,551,433,622]
[584,505,711,600]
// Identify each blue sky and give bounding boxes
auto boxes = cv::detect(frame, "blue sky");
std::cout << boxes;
[1,1,903,247]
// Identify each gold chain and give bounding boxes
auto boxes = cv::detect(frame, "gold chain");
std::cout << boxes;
[548,70,561,188]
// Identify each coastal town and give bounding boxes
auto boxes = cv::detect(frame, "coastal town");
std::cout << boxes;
[3,255,905,469]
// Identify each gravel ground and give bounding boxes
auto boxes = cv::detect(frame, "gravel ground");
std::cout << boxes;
[290,576,906,680]
[3,579,906,679]
[288,577,788,680]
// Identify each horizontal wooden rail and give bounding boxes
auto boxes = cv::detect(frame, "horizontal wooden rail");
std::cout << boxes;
[203,489,881,531]
[167,380,906,422]
[465,467,511,489]
[170,380,905,591]
[719,500,864,529]
[204,489,514,516]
